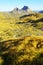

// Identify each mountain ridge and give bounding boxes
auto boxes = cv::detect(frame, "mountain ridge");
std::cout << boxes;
[39,10,43,13]
[11,6,32,17]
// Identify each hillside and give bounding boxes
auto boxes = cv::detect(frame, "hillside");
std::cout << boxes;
[0,36,43,65]
[0,6,43,65]
[0,11,43,41]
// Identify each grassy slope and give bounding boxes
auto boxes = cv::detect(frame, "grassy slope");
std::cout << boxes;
[0,12,43,65]
[0,36,43,65]
[0,12,43,41]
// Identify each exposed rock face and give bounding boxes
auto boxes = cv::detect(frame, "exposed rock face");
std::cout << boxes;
[11,6,32,17]
[0,36,43,65]
[22,6,29,11]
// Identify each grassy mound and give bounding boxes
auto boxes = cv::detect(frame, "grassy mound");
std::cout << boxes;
[0,36,43,65]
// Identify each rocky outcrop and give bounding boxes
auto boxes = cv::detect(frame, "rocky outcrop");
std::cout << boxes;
[11,6,32,17]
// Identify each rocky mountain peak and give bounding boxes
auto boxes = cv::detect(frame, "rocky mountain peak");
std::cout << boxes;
[22,6,29,11]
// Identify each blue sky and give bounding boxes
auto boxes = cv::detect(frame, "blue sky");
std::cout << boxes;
[0,0,43,11]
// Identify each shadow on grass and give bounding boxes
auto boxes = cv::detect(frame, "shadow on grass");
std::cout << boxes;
[1,52,43,65]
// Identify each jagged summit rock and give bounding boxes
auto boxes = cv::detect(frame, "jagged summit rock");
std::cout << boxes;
[22,6,29,11]
[13,7,19,11]
[12,6,30,12]
[10,6,33,17]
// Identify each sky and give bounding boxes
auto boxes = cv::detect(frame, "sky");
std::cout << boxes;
[0,0,43,11]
